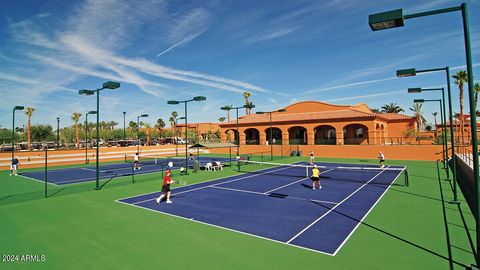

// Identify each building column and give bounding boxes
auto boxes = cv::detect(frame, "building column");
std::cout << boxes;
[239,133,246,145]
[336,131,344,145]
[220,131,227,143]
[282,132,289,145]
[368,130,377,145]
[259,132,266,145]
[307,132,315,145]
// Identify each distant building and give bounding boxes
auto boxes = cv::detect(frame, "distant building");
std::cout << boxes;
[218,101,415,145]
[175,122,221,141]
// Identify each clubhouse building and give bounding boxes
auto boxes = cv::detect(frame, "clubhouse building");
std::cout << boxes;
[218,101,416,145]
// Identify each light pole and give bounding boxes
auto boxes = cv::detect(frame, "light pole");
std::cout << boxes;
[56,117,60,149]
[221,104,255,158]
[85,111,97,164]
[123,112,126,145]
[168,96,207,174]
[398,67,459,203]
[137,114,149,152]
[256,109,286,160]
[78,81,120,190]
[12,106,24,160]
[175,116,186,157]
[369,4,479,264]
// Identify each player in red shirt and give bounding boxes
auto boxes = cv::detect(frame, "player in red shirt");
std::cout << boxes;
[155,170,174,204]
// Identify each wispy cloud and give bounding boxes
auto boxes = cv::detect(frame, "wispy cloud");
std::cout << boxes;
[325,90,405,103]
[156,30,205,57]
[246,27,298,43]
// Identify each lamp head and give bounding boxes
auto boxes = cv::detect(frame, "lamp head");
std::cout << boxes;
[79,89,95,96]
[397,68,417,77]
[168,100,180,105]
[193,96,206,101]
[178,116,186,120]
[88,111,97,115]
[369,9,404,31]
[123,112,126,115]
[102,81,120,89]
[221,106,231,111]
[414,99,425,103]
[13,106,24,111]
[408,88,422,93]
[140,114,149,118]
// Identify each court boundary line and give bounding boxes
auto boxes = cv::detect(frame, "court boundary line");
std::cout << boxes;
[286,166,391,244]
[115,162,406,256]
[332,166,406,256]
[115,199,336,256]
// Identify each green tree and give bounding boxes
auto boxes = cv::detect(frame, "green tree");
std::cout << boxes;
[129,121,138,132]
[30,124,54,142]
[409,103,427,131]
[381,103,404,113]
[370,108,381,113]
[453,70,468,144]
[218,117,226,122]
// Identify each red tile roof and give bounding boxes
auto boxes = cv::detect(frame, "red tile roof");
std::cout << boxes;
[219,110,413,126]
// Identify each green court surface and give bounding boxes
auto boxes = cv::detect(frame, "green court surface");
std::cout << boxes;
[0,157,476,269]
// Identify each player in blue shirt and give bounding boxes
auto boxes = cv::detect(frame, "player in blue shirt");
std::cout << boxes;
[10,156,20,176]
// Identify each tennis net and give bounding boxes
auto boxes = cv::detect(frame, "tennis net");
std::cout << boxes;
[237,160,409,186]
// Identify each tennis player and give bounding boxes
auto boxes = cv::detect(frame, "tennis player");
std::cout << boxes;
[309,150,315,165]
[311,164,321,190]
[378,151,385,168]
[155,170,174,204]
[10,156,19,176]
[134,153,141,170]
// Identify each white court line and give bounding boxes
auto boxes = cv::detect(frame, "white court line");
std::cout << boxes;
[17,174,60,187]
[130,164,299,205]
[286,166,390,244]
[210,185,338,205]
[115,199,336,256]
[263,168,334,194]
[332,166,405,256]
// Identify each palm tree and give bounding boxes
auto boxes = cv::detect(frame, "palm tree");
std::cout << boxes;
[129,121,138,132]
[381,103,404,113]
[144,123,151,145]
[169,111,178,139]
[25,107,35,150]
[453,70,468,144]
[72,112,82,148]
[474,82,480,113]
[409,103,426,131]
[222,105,233,121]
[370,108,381,113]
[156,118,165,138]
[243,92,251,114]
[218,117,226,122]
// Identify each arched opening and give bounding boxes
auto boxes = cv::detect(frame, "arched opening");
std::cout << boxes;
[244,128,260,145]
[343,124,369,145]
[265,127,282,145]
[288,126,307,145]
[314,125,336,145]
[225,129,239,144]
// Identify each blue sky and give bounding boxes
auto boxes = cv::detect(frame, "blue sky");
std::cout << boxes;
[0,0,479,129]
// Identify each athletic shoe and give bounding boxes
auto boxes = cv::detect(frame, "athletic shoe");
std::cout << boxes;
[166,200,172,204]
[312,187,315,190]
[319,186,322,189]
[9,174,12,176]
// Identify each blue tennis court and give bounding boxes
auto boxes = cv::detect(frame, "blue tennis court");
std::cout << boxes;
[117,161,407,255]
[19,156,233,185]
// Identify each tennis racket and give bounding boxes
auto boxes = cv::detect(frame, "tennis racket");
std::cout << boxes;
[173,179,187,186]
